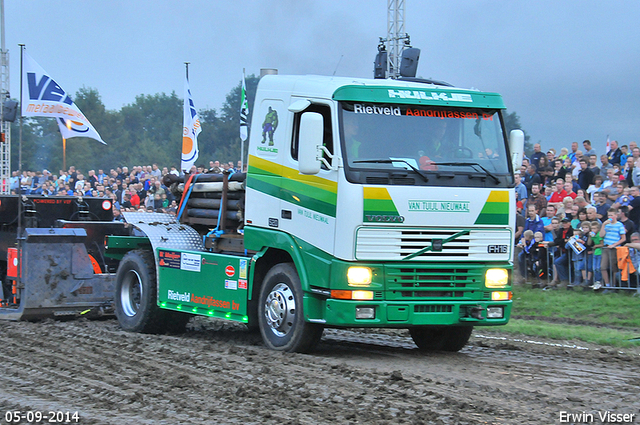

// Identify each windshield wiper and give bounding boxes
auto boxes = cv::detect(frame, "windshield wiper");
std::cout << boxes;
[353,159,429,182]
[434,162,500,184]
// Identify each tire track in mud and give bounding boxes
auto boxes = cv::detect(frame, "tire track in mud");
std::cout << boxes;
[1,318,639,424]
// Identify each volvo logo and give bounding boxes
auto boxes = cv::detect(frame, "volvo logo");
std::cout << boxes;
[365,215,405,223]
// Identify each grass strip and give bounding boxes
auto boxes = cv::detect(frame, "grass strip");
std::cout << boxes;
[483,319,640,348]
[481,286,640,347]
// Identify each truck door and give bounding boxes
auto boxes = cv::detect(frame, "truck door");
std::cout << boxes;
[282,101,338,254]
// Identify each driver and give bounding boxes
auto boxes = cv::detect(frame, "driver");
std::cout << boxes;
[344,118,361,159]
[419,119,448,170]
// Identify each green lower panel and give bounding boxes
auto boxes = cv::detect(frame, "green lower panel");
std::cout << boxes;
[157,248,250,322]
[323,299,512,327]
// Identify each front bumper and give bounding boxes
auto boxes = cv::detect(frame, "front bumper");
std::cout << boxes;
[315,298,511,327]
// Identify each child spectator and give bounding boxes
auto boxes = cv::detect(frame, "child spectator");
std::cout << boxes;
[517,230,536,281]
[588,221,604,288]
[532,231,548,286]
[572,221,592,287]
[599,207,626,290]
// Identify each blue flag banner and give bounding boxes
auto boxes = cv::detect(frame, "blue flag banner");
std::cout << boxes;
[21,52,105,144]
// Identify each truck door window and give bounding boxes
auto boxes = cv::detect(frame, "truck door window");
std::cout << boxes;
[291,104,333,166]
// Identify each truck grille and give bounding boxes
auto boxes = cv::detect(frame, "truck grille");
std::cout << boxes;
[355,228,511,262]
[414,305,453,313]
[385,265,485,301]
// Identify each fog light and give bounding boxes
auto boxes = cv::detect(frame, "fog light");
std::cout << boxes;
[348,267,372,286]
[356,306,375,319]
[486,306,504,318]
[491,291,511,301]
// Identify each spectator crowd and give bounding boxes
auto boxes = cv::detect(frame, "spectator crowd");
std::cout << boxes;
[514,139,640,293]
[9,160,244,219]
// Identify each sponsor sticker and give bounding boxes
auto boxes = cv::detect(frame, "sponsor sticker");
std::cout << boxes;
[239,259,247,279]
[181,253,202,272]
[158,250,181,269]
[225,265,235,277]
[225,280,238,290]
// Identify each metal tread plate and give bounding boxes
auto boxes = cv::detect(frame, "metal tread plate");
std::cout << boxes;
[122,212,204,252]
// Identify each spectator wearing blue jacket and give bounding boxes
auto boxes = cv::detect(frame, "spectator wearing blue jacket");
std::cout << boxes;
[520,204,545,244]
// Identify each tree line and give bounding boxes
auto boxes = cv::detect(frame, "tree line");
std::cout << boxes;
[11,75,260,173]
[10,75,529,172]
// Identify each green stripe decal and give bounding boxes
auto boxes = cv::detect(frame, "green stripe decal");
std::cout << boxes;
[363,199,398,215]
[475,191,509,225]
[247,155,338,218]
[363,187,400,221]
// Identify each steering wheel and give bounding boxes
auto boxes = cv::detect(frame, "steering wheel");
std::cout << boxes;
[455,146,473,159]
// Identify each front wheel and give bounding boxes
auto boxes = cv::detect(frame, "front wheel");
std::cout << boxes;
[258,263,323,353]
[409,326,473,352]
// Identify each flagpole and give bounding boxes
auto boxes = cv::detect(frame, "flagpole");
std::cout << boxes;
[240,68,245,170]
[17,43,24,295]
[184,62,189,175]
[18,44,23,174]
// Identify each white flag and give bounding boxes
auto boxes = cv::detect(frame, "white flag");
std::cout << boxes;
[181,77,201,172]
[240,73,249,142]
[21,52,105,144]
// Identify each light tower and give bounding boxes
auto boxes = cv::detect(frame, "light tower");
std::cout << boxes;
[386,0,407,79]
[374,0,419,80]
[0,0,10,194]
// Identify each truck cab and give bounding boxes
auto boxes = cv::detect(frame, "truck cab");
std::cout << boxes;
[243,75,521,350]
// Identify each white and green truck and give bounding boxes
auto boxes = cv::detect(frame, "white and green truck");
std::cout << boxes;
[109,74,524,353]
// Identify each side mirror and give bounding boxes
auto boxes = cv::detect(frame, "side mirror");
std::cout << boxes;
[298,112,324,175]
[509,129,525,173]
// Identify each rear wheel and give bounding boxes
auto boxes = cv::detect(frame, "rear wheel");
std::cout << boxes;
[409,326,473,352]
[115,250,189,333]
[258,263,323,352]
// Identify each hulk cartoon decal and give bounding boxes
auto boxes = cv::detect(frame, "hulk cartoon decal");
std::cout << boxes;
[262,106,279,146]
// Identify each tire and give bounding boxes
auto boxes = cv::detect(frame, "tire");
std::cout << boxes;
[115,250,189,334]
[409,326,473,352]
[409,326,447,351]
[258,263,323,353]
[441,326,473,352]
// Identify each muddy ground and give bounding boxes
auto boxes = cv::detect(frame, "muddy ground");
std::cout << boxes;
[0,317,638,425]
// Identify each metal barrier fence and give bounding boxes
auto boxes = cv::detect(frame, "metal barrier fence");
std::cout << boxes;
[515,243,640,294]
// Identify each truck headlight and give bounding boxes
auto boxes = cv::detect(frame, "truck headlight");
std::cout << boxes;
[485,268,509,288]
[347,267,372,286]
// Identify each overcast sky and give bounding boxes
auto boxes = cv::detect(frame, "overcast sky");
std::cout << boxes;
[5,0,640,155]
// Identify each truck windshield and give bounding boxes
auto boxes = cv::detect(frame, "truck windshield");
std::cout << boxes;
[340,101,511,185]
